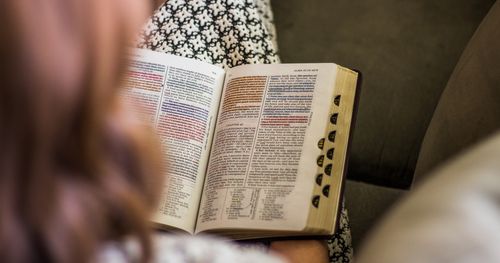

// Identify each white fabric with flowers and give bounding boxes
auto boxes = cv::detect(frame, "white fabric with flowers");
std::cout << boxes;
[137,1,353,262]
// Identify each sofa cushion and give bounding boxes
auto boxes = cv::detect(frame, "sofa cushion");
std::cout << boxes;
[414,0,500,185]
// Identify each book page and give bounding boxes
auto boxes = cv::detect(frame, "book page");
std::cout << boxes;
[195,63,338,233]
[122,49,225,233]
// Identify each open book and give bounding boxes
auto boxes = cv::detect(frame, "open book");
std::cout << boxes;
[123,49,360,239]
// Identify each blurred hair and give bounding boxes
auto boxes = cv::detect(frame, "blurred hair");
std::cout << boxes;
[0,1,163,263]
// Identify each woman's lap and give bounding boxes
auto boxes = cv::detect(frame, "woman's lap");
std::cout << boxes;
[138,1,353,262]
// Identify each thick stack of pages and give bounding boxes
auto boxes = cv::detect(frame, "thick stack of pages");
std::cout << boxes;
[123,49,360,239]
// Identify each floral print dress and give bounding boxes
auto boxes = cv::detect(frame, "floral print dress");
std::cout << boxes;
[137,1,353,262]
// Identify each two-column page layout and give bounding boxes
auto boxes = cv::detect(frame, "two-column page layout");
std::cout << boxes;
[123,49,360,239]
